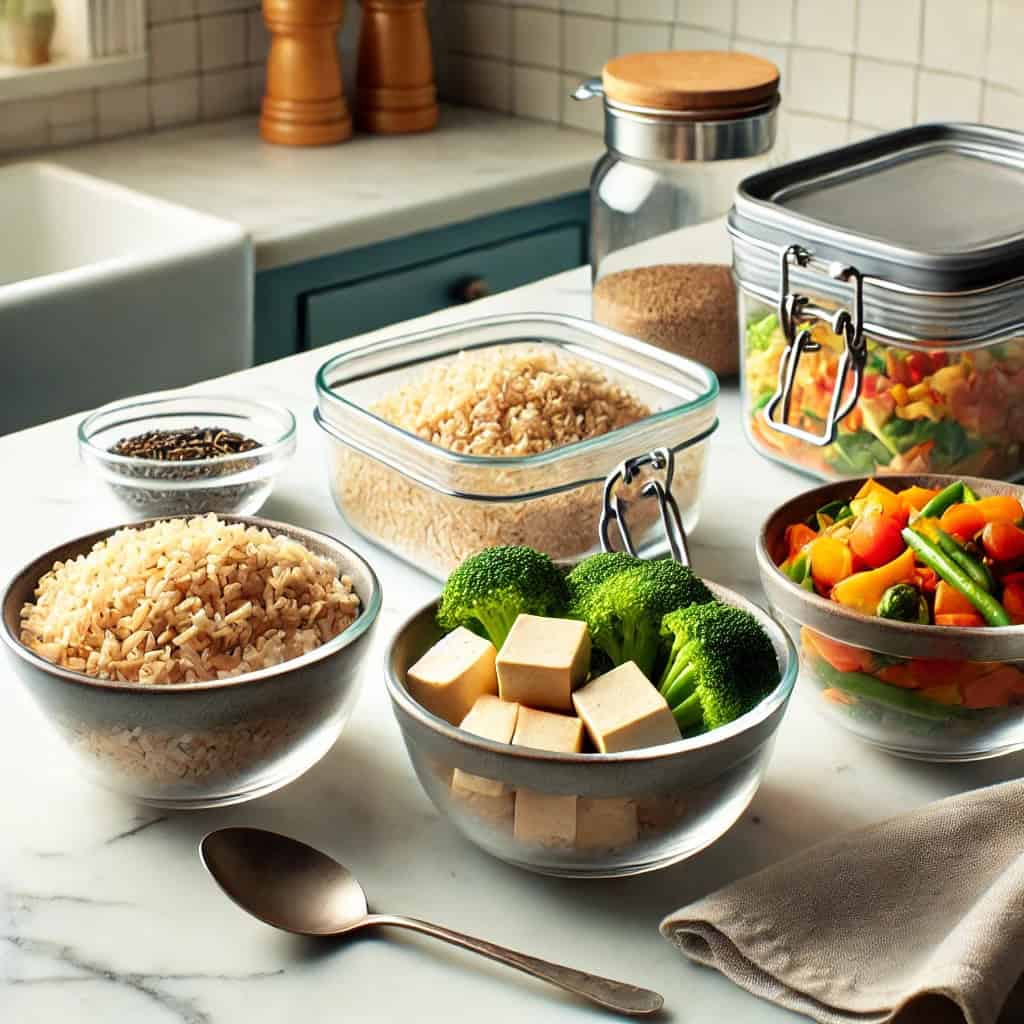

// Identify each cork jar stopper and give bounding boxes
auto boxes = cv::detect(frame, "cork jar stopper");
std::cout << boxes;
[602,50,779,117]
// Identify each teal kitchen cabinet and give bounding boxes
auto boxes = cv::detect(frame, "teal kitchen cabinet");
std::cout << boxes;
[254,192,589,364]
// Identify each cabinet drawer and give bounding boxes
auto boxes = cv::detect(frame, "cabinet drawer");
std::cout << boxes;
[304,223,584,349]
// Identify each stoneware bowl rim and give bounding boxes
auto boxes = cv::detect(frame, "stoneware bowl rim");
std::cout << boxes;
[385,580,798,767]
[1,514,382,695]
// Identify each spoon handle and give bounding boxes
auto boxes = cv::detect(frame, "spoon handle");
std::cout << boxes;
[364,913,663,1016]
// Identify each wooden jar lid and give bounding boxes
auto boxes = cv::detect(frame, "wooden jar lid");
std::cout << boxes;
[602,51,779,116]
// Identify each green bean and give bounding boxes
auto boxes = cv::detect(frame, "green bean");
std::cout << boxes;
[962,483,979,503]
[902,528,1011,626]
[811,656,965,721]
[914,480,964,521]
[933,527,995,593]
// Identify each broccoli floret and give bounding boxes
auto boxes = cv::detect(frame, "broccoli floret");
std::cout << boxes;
[565,551,643,607]
[877,583,929,623]
[436,546,569,649]
[571,559,713,677]
[658,602,780,733]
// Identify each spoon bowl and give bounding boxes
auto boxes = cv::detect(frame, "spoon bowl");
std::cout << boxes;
[200,827,664,1017]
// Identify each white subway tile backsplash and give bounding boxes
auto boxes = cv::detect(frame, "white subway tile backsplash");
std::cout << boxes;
[148,0,197,25]
[200,68,251,120]
[617,20,672,53]
[563,14,616,73]
[149,20,200,80]
[787,111,848,159]
[449,53,513,111]
[247,9,269,64]
[735,0,793,43]
[793,0,855,53]
[200,12,247,70]
[921,0,989,77]
[562,0,615,16]
[789,47,851,119]
[856,0,922,63]
[671,25,730,50]
[560,72,604,131]
[97,84,150,138]
[852,58,915,129]
[450,1,512,59]
[514,65,561,121]
[626,0,675,24]
[677,0,734,33]
[915,70,982,124]
[987,0,1024,95]
[151,75,201,126]
[514,7,561,68]
[983,85,1024,132]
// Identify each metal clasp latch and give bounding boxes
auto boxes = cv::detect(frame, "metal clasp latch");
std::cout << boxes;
[598,447,690,566]
[763,244,866,447]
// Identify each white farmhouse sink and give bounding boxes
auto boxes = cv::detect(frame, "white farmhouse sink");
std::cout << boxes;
[0,162,251,435]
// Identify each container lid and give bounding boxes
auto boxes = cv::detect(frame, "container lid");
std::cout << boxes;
[602,51,779,118]
[730,122,1024,292]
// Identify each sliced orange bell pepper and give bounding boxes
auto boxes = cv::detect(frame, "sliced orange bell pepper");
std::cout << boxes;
[831,546,916,616]
[935,613,986,627]
[784,523,818,560]
[809,536,854,591]
[914,566,939,593]
[934,580,977,618]
[876,664,921,689]
[897,485,939,516]
[850,480,903,520]
[801,627,873,674]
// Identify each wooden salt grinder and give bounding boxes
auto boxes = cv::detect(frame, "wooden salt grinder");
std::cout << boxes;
[261,0,353,146]
[356,0,439,134]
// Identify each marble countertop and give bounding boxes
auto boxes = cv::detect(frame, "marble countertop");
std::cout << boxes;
[45,106,602,272]
[5,226,1024,1024]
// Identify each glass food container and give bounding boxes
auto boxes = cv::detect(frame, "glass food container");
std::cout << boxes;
[731,123,1024,481]
[314,314,718,580]
[758,474,1024,762]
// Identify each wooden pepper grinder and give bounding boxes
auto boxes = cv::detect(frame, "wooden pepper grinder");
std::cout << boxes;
[261,0,353,146]
[356,0,439,134]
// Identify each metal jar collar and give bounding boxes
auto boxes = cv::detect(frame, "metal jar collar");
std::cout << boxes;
[573,77,778,163]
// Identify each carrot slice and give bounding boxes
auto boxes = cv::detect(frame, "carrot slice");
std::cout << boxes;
[934,580,977,618]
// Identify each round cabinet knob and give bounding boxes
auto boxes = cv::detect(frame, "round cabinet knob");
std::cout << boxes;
[454,277,491,303]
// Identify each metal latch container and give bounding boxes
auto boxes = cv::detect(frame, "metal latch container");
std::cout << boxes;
[730,122,1024,481]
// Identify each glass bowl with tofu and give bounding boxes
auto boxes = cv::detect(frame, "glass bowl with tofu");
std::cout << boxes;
[385,555,797,878]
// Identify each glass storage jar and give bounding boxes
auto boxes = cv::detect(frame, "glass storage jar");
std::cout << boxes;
[731,123,1024,481]
[314,314,718,580]
[574,50,778,376]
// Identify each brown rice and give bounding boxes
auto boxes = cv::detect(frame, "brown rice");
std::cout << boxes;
[20,514,360,684]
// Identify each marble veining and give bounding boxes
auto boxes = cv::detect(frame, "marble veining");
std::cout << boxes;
[5,230,1024,1024]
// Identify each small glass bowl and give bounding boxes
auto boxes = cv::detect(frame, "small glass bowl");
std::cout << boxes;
[758,473,1024,762]
[79,394,296,519]
[386,583,796,878]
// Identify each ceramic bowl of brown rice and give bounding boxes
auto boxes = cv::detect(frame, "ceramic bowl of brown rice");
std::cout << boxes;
[0,514,381,808]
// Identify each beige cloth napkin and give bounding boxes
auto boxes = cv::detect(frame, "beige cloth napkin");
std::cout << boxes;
[660,780,1024,1024]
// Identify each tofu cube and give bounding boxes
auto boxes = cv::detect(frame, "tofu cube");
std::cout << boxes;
[496,614,591,712]
[576,798,639,850]
[407,627,497,725]
[572,661,680,753]
[452,695,520,799]
[511,706,585,754]
[511,706,585,847]
[514,792,577,847]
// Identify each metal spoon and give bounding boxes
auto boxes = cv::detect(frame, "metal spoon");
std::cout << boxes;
[200,827,664,1017]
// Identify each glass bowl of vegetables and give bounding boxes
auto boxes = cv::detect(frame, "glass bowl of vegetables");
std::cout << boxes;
[758,474,1024,762]
[385,545,797,878]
